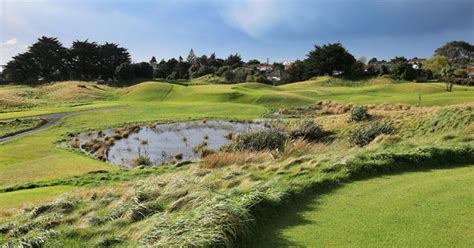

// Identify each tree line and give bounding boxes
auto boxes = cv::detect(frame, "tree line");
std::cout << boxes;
[149,49,270,83]
[3,37,134,85]
[282,40,473,83]
[2,36,472,86]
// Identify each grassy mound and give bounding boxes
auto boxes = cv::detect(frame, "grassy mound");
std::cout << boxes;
[120,82,175,101]
[231,82,281,92]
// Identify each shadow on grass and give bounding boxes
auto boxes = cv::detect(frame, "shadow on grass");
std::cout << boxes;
[248,163,473,247]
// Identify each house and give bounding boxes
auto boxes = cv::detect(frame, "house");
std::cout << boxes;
[408,57,426,69]
[467,66,474,79]
[282,60,294,70]
[267,69,281,82]
[256,64,273,72]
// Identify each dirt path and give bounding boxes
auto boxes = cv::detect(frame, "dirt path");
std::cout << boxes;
[0,106,126,144]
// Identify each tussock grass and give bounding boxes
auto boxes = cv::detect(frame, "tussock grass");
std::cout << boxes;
[202,151,270,168]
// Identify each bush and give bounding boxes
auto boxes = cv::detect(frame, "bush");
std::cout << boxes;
[288,120,331,142]
[132,155,152,167]
[349,122,396,147]
[350,106,370,122]
[224,129,288,152]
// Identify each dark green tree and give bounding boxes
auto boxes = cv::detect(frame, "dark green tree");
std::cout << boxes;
[435,41,474,65]
[132,62,154,79]
[389,57,416,80]
[350,61,366,78]
[304,42,356,77]
[225,54,244,68]
[281,60,306,83]
[99,42,131,80]
[3,52,39,84]
[115,63,135,81]
[29,36,69,82]
[187,48,197,64]
[69,40,101,80]
[247,59,260,65]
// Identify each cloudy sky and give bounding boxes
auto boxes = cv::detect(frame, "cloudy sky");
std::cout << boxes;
[1,0,473,64]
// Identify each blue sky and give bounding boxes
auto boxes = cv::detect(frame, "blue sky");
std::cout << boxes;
[1,0,473,64]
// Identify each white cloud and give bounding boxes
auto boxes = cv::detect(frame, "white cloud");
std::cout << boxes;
[0,38,28,64]
[4,38,18,45]
[217,0,292,39]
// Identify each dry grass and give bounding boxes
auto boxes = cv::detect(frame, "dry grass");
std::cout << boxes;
[202,151,271,169]
[279,139,324,158]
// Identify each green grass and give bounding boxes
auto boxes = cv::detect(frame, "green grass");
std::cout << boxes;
[0,76,472,244]
[0,78,473,188]
[0,185,73,209]
[253,165,474,247]
[0,118,45,138]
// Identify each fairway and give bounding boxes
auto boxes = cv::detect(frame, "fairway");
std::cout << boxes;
[0,186,73,211]
[253,165,474,247]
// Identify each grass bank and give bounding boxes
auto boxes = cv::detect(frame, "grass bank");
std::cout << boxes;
[252,165,473,247]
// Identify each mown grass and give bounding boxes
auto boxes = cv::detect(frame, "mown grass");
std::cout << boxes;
[252,165,474,247]
[0,186,73,211]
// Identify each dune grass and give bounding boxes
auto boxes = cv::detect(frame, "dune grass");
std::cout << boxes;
[252,165,474,247]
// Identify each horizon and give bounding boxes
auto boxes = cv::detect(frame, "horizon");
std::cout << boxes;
[1,0,473,65]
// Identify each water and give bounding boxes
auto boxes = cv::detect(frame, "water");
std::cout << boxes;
[78,120,267,167]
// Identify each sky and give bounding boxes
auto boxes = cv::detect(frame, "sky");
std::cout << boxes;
[1,0,473,65]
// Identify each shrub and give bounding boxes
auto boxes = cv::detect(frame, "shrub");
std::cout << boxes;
[132,155,152,167]
[350,106,370,122]
[224,129,288,152]
[349,122,397,147]
[288,120,331,142]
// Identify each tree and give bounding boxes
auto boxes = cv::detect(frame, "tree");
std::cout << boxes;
[99,42,131,80]
[69,40,101,80]
[225,54,243,68]
[150,56,157,64]
[175,60,191,79]
[304,42,356,77]
[389,56,416,80]
[435,41,474,65]
[272,63,284,71]
[247,59,260,65]
[424,55,450,79]
[350,61,366,78]
[132,62,153,79]
[29,36,69,82]
[368,57,378,65]
[3,52,39,84]
[440,66,455,91]
[357,56,367,64]
[4,36,68,84]
[154,59,169,78]
[187,48,197,64]
[281,60,306,83]
[223,70,236,83]
[115,63,135,81]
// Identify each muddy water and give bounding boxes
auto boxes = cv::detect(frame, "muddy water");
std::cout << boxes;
[78,120,267,167]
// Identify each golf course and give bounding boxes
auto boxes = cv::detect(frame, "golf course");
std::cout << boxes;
[0,76,473,247]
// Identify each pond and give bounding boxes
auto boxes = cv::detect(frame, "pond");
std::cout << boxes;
[76,120,268,167]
